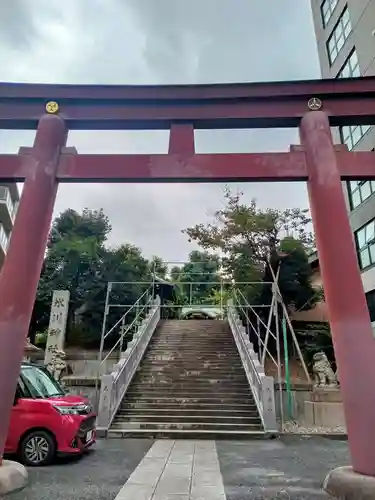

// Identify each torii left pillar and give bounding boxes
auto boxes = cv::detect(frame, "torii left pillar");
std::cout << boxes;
[0,114,66,463]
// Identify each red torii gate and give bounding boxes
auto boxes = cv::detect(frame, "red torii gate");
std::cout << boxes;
[0,78,375,480]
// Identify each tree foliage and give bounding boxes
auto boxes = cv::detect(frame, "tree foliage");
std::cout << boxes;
[31,208,162,347]
[183,188,316,310]
[170,250,221,305]
[260,236,319,312]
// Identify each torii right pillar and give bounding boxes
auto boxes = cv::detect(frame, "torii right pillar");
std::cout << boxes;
[300,110,375,498]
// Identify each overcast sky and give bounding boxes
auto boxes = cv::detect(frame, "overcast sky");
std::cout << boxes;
[0,0,321,262]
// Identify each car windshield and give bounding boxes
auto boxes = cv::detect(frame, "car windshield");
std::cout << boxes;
[21,365,65,399]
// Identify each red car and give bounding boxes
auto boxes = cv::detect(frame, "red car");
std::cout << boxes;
[5,362,96,466]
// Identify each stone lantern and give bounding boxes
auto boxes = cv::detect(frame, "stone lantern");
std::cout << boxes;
[23,338,42,362]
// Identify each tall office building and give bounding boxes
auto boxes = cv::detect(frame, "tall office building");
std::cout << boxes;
[311,0,375,323]
[0,184,19,268]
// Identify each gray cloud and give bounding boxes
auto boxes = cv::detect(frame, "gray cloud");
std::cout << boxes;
[0,1,36,50]
[0,0,321,262]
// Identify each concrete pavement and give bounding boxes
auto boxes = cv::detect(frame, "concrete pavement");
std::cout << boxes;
[115,439,226,500]
[217,436,350,499]
[8,439,153,500]
[8,437,350,499]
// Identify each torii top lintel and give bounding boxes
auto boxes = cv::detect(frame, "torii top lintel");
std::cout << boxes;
[1,76,375,130]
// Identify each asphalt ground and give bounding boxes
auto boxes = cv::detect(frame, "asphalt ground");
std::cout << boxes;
[8,436,350,500]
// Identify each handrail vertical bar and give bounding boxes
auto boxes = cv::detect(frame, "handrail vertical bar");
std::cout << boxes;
[95,282,111,400]
[275,301,284,430]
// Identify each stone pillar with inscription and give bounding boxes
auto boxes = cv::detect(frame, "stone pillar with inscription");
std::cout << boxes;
[44,290,70,366]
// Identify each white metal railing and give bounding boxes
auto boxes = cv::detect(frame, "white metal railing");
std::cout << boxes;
[0,224,9,252]
[97,296,161,431]
[0,187,17,221]
[227,300,277,433]
[98,285,154,366]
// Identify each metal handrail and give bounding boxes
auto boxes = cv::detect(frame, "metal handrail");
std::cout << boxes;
[227,303,277,432]
[101,293,153,364]
[0,224,8,251]
[233,288,278,367]
[103,285,153,342]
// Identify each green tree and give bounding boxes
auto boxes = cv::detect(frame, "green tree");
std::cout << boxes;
[48,208,111,247]
[183,187,315,309]
[149,255,168,279]
[31,208,162,347]
[169,250,221,305]
[260,236,318,313]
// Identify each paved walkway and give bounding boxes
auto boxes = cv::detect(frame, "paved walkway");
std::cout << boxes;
[115,440,226,500]
[9,437,350,499]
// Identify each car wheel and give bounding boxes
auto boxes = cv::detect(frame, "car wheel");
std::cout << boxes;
[20,430,56,466]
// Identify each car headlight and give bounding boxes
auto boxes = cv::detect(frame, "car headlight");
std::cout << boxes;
[53,405,80,415]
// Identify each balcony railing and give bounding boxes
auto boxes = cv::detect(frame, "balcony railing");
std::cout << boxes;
[0,187,17,221]
[0,224,9,252]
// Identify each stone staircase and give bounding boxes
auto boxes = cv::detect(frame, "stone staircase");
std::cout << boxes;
[109,319,265,438]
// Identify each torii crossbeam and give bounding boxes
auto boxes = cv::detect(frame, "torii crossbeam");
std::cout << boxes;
[0,78,375,486]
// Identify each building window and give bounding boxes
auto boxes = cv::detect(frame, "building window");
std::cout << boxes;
[327,7,352,64]
[321,0,339,26]
[337,49,360,78]
[366,290,375,322]
[355,220,375,270]
[340,125,371,151]
[348,181,375,210]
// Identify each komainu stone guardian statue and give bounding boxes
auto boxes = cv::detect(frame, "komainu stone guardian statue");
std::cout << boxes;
[312,351,337,387]
[46,347,67,382]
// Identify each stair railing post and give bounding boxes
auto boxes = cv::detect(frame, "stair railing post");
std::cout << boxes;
[260,375,277,433]
[97,373,114,430]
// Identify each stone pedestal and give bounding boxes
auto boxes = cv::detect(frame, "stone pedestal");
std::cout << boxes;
[324,466,375,499]
[304,387,346,428]
[0,460,28,495]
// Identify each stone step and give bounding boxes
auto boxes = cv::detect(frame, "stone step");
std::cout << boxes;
[138,364,246,370]
[139,363,246,369]
[154,332,232,335]
[107,428,269,440]
[133,374,249,382]
[140,362,243,370]
[115,413,261,424]
[140,361,245,369]
[148,344,237,349]
[155,325,230,328]
[130,382,251,390]
[117,407,259,416]
[129,377,250,393]
[156,329,230,332]
[132,372,249,381]
[110,421,263,431]
[142,358,244,364]
[145,351,240,356]
[122,396,255,405]
[144,354,241,358]
[156,329,232,332]
[147,345,238,349]
[139,377,248,383]
[110,319,263,439]
[150,337,235,342]
[139,369,246,375]
[154,331,232,335]
[152,341,235,344]
[126,387,251,399]
[153,334,233,338]
[146,347,241,361]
